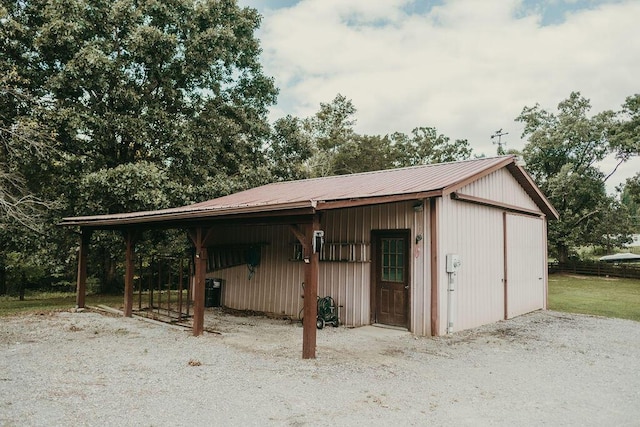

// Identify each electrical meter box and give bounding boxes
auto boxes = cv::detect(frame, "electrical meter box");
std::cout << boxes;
[446,254,461,273]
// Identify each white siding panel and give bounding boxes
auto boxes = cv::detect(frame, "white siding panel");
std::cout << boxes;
[438,197,505,334]
[208,225,304,317]
[209,201,423,329]
[411,202,430,336]
[460,168,541,212]
[506,214,545,318]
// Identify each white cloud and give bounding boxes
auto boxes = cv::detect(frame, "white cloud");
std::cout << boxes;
[252,0,640,192]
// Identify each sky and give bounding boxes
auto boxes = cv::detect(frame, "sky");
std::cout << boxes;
[238,0,639,193]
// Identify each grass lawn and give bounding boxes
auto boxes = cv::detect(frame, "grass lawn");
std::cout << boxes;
[548,273,640,322]
[0,292,124,317]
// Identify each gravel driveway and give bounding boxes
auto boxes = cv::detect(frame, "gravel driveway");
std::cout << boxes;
[1,308,639,426]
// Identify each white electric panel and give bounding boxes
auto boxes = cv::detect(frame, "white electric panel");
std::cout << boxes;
[446,254,461,273]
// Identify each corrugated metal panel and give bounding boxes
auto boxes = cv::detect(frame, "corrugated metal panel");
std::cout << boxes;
[62,156,530,226]
[208,201,422,328]
[506,214,545,318]
[207,225,304,317]
[438,197,505,334]
[410,202,430,336]
[192,157,510,208]
[459,168,541,212]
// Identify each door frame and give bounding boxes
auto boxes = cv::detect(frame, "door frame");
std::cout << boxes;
[370,229,411,329]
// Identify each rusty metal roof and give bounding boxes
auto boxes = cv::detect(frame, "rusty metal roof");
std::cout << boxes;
[59,155,557,228]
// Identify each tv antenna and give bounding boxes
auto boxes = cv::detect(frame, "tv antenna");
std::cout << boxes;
[491,129,508,155]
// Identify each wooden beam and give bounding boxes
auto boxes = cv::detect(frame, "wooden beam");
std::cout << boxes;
[76,229,92,309]
[451,192,543,218]
[302,215,320,359]
[123,230,136,317]
[289,224,308,253]
[429,198,440,336]
[190,227,208,336]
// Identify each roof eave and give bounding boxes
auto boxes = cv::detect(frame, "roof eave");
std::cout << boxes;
[506,163,559,220]
[439,156,559,220]
[58,201,317,229]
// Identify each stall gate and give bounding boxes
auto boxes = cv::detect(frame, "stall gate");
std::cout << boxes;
[133,255,193,324]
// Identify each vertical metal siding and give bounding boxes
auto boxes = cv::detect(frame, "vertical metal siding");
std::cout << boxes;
[438,197,505,334]
[505,214,545,318]
[433,168,548,335]
[210,225,304,317]
[210,201,422,328]
[461,168,541,212]
[321,202,417,327]
[410,201,430,336]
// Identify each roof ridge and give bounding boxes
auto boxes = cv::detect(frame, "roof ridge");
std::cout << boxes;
[265,155,515,187]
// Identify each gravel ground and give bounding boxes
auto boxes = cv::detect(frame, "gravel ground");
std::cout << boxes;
[1,308,639,426]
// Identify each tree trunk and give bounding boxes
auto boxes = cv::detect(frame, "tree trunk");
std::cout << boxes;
[19,271,26,301]
[100,250,120,294]
[0,253,6,296]
[557,245,570,264]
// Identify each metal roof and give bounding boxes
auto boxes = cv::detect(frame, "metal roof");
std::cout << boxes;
[59,155,558,228]
[599,253,640,263]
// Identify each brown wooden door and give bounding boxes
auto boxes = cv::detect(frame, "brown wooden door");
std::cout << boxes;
[374,231,409,327]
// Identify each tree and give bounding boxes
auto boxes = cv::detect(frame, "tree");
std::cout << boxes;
[610,94,640,164]
[2,0,278,291]
[331,134,397,175]
[268,115,313,181]
[0,69,55,233]
[303,94,358,177]
[517,92,635,261]
[620,173,640,233]
[0,66,59,295]
[288,95,473,178]
[391,127,472,166]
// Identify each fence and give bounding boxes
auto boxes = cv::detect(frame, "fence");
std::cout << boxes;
[549,261,640,279]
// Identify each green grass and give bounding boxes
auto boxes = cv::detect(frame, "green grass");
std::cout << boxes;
[0,291,124,317]
[548,273,640,322]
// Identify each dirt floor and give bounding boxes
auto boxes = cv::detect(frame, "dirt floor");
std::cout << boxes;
[1,308,639,426]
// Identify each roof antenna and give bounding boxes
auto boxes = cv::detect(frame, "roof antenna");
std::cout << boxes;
[491,129,509,155]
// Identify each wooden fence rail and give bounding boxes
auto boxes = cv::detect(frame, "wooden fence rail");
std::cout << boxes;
[549,261,640,279]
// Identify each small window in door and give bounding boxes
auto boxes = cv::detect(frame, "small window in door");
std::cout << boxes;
[382,238,405,282]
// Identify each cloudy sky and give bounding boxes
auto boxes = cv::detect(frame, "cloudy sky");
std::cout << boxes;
[238,0,639,193]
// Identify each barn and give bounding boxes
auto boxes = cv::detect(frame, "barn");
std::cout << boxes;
[60,155,558,358]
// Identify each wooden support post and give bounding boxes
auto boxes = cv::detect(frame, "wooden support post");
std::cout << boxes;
[123,230,136,317]
[302,215,320,359]
[429,198,440,336]
[76,229,91,309]
[189,227,209,336]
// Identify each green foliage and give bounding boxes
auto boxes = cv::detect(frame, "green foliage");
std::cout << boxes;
[390,127,472,166]
[517,92,635,261]
[1,0,277,293]
[79,161,173,214]
[331,134,397,175]
[610,94,640,161]
[620,173,640,232]
[273,94,473,178]
[269,115,313,181]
